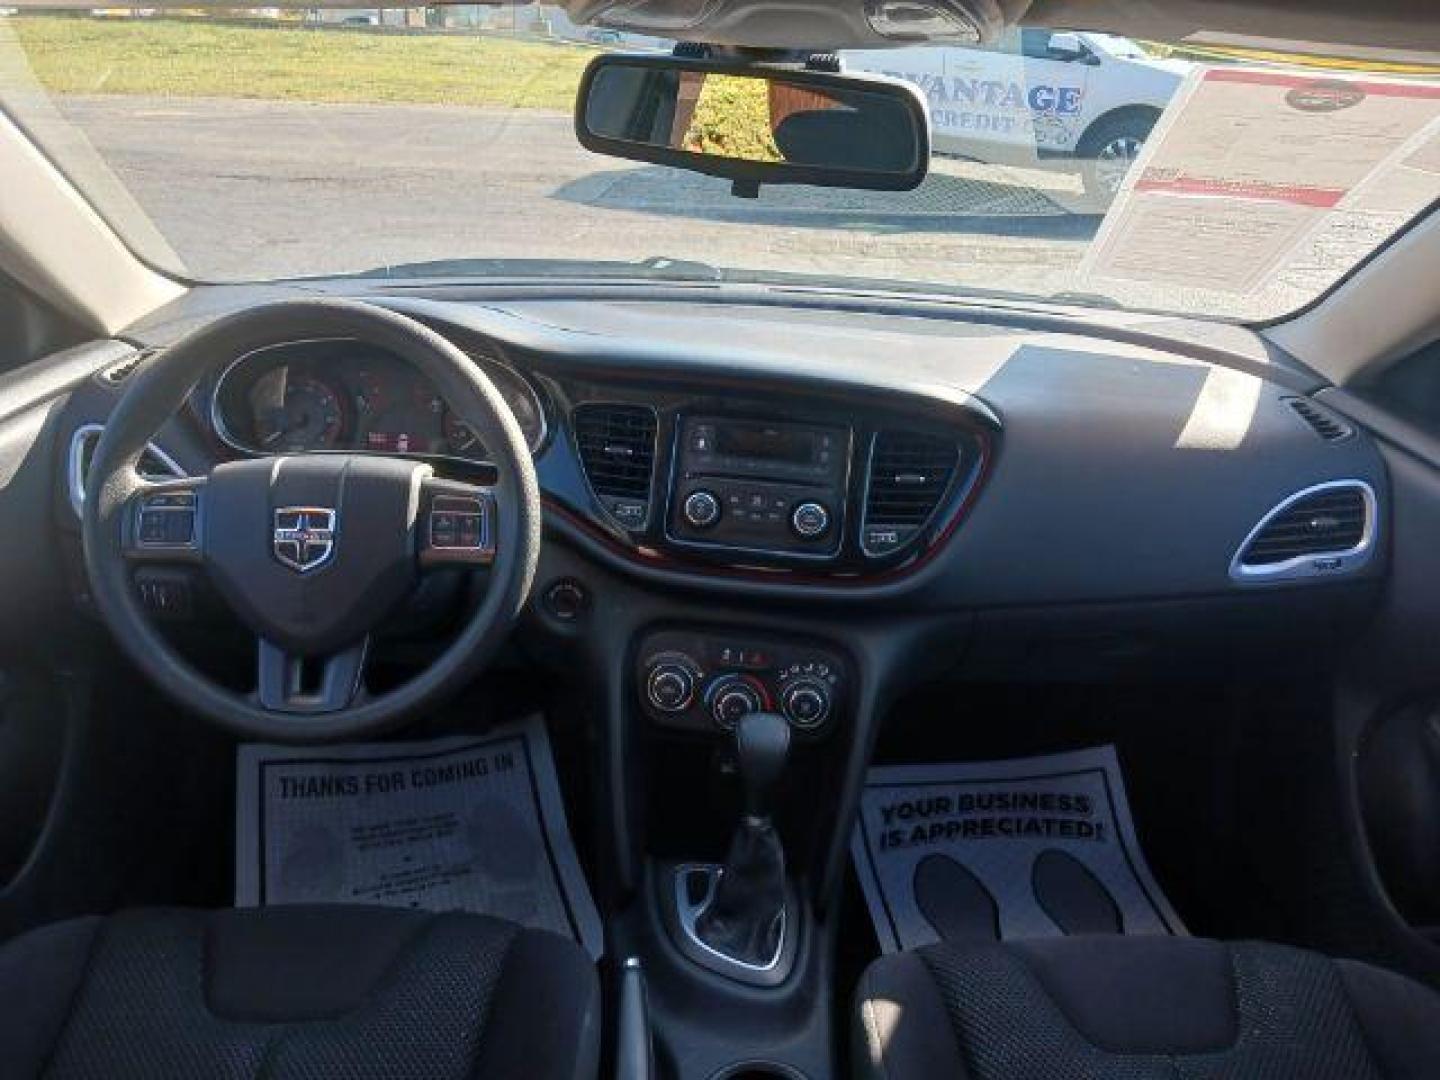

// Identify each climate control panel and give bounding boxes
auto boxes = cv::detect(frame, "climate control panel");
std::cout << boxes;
[637,628,846,736]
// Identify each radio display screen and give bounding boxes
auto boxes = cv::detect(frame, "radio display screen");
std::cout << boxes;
[715,423,816,465]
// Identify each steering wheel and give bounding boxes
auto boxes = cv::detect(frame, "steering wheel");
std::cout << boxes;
[81,299,542,743]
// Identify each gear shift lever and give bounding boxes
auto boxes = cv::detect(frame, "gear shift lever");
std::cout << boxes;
[735,709,790,819]
[694,712,791,968]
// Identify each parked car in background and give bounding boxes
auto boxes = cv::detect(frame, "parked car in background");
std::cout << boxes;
[846,29,1190,202]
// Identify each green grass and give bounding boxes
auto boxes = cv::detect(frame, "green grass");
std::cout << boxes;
[682,74,781,162]
[11,15,593,110]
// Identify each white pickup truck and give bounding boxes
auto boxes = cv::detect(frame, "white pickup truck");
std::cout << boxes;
[845,30,1191,202]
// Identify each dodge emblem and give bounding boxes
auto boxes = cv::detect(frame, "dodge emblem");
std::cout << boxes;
[273,507,336,573]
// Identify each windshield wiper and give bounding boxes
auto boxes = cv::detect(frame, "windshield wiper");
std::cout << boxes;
[632,256,724,281]
[1048,289,1123,309]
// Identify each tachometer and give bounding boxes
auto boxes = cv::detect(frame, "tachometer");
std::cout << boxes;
[443,408,484,456]
[249,367,347,451]
[441,368,545,458]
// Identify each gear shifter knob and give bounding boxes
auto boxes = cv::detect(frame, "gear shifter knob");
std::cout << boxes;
[734,711,790,820]
[690,711,792,974]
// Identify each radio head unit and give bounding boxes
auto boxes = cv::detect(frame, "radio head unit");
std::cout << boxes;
[669,417,851,559]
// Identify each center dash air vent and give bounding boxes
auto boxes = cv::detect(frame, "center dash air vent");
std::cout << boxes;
[1284,397,1353,442]
[573,403,657,529]
[861,431,960,556]
[1231,481,1375,582]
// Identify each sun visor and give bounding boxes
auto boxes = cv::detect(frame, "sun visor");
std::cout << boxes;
[1027,0,1440,58]
[558,0,1440,55]
[560,0,1031,48]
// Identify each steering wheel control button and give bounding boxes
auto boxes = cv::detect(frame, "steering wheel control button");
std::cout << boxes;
[781,679,832,730]
[791,501,830,540]
[429,495,484,549]
[422,491,496,566]
[136,491,197,547]
[683,489,722,529]
[708,675,765,730]
[646,663,696,713]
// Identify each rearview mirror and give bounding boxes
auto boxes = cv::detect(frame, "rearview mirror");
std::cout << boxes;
[575,54,930,193]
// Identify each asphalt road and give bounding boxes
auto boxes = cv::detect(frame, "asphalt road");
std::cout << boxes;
[54,94,1099,291]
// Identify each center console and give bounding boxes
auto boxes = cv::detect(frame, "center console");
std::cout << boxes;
[621,624,853,1079]
[634,625,847,998]
[667,416,851,561]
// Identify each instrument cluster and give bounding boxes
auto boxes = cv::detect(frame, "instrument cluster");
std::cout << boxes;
[209,338,546,461]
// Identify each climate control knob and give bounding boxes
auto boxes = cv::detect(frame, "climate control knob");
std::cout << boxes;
[791,501,830,540]
[708,675,765,730]
[781,678,832,730]
[646,662,696,714]
[683,489,722,529]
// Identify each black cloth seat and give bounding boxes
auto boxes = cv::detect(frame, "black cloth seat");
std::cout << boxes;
[855,935,1440,1079]
[0,905,599,1080]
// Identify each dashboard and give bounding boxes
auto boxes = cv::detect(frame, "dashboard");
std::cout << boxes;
[43,286,1392,615]
[208,338,547,461]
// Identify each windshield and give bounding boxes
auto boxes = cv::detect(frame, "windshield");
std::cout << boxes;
[4,9,1440,321]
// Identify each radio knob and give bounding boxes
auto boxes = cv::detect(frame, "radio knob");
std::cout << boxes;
[683,490,722,529]
[646,662,695,714]
[708,675,764,730]
[781,679,832,730]
[791,501,830,540]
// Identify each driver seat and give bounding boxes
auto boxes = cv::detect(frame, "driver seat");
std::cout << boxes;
[0,904,599,1079]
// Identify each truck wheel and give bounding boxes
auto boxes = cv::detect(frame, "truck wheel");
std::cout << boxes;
[1078,113,1156,207]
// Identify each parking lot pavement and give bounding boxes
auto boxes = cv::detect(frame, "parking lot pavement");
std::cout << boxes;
[54,94,1099,291]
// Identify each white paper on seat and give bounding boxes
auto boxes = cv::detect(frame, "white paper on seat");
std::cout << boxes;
[235,715,603,959]
[851,746,1184,954]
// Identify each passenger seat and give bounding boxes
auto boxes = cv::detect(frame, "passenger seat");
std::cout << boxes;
[855,935,1440,1078]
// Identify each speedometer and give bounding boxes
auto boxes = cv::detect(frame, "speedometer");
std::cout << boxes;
[249,367,347,451]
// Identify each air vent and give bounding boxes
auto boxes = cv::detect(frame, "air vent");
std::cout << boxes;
[573,403,657,529]
[95,348,158,387]
[1232,481,1376,582]
[862,431,960,555]
[67,424,186,519]
[1284,397,1353,442]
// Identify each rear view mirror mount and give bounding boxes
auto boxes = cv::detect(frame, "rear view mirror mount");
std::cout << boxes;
[574,52,931,197]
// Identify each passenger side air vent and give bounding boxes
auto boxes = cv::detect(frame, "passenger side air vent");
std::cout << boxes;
[95,348,158,387]
[1232,481,1375,582]
[572,403,657,529]
[1284,397,1353,442]
[861,431,960,556]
